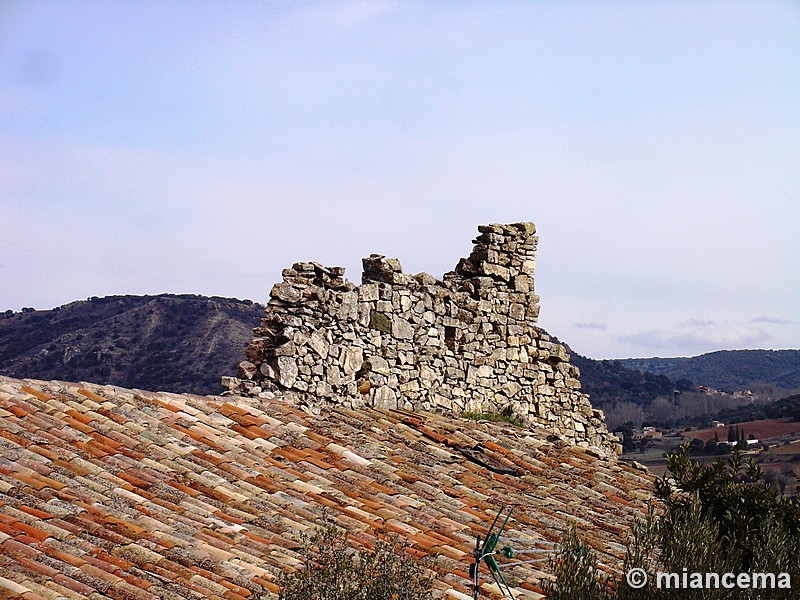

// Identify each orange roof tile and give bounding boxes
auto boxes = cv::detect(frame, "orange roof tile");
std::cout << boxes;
[0,375,652,598]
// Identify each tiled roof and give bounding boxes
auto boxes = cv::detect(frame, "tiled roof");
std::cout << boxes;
[0,376,653,599]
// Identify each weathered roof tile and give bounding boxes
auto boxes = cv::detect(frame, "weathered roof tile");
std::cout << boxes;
[0,376,652,598]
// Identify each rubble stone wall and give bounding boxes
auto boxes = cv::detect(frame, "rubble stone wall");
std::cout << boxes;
[224,223,619,456]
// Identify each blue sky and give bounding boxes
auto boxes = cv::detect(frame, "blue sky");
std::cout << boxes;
[1,1,798,359]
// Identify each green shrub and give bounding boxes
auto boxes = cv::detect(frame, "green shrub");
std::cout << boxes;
[542,525,611,600]
[545,445,800,599]
[278,524,436,600]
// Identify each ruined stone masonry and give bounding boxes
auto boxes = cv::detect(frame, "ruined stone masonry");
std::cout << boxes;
[223,222,620,457]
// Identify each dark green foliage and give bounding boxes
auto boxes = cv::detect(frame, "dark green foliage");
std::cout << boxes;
[546,445,800,599]
[542,526,611,600]
[570,352,688,405]
[654,445,800,573]
[764,394,800,421]
[713,393,800,425]
[277,524,436,600]
[614,423,638,453]
[688,438,705,453]
[576,348,800,429]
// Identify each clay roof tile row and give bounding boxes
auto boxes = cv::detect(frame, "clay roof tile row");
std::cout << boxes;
[0,375,652,598]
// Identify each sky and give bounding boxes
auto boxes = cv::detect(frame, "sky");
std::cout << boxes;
[1,1,798,360]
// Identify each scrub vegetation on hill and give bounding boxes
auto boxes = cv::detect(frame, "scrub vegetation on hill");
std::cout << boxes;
[546,445,800,599]
[620,350,800,392]
[0,295,263,395]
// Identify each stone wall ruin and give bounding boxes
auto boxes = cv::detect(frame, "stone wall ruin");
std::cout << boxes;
[223,223,619,457]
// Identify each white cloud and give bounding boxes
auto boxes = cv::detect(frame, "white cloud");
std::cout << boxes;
[617,322,772,356]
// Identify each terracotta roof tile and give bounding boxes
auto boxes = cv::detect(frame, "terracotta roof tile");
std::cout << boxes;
[0,376,652,598]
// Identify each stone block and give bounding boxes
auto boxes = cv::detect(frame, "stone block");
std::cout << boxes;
[237,361,257,379]
[482,262,510,280]
[368,356,391,375]
[358,283,379,302]
[271,282,302,303]
[274,357,298,388]
[341,347,364,376]
[369,311,392,333]
[392,316,414,339]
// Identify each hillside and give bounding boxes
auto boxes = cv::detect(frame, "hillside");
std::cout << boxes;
[710,393,800,425]
[619,350,800,392]
[568,350,694,405]
[0,295,263,395]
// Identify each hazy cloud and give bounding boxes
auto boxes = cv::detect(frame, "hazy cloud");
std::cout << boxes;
[751,316,795,325]
[618,323,772,356]
[682,318,715,327]
[574,322,608,330]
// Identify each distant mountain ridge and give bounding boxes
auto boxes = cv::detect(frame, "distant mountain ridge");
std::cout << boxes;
[0,294,263,395]
[618,350,800,392]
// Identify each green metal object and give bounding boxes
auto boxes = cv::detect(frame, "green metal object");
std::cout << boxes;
[472,507,516,599]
